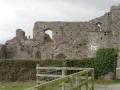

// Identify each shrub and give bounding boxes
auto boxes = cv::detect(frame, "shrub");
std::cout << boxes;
[66,48,118,78]
[0,59,39,81]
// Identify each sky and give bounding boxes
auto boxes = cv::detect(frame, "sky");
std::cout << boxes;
[0,0,120,44]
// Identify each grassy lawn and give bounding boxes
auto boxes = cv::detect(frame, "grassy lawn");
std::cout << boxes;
[0,81,36,90]
[0,79,120,90]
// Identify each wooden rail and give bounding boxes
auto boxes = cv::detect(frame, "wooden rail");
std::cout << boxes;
[26,64,94,90]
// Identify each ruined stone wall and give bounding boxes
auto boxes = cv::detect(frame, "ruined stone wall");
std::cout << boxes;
[32,5,117,60]
[16,29,27,41]
[33,22,80,59]
[33,22,106,59]
[0,44,7,58]
[5,29,34,59]
[110,6,120,67]
[2,5,120,63]
[110,6,120,47]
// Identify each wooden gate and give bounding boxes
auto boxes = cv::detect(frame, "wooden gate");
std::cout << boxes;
[26,64,94,90]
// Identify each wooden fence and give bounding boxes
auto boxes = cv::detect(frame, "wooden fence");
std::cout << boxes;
[116,68,120,79]
[26,64,94,90]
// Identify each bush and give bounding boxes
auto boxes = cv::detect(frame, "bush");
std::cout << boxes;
[67,48,118,78]
[0,59,39,82]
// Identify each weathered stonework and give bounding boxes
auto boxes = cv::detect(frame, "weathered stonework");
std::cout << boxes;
[0,44,7,58]
[1,5,120,64]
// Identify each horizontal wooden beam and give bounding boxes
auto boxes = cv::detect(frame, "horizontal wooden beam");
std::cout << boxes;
[36,74,62,78]
[36,67,93,71]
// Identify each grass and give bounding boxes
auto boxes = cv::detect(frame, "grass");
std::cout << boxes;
[95,68,120,85]
[95,79,120,85]
[0,80,120,90]
[0,81,36,90]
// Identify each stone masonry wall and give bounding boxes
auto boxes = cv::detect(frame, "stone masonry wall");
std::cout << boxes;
[2,5,120,66]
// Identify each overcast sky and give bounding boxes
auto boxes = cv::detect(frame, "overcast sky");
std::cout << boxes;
[0,0,120,44]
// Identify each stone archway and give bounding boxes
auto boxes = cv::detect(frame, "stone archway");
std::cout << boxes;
[56,53,66,59]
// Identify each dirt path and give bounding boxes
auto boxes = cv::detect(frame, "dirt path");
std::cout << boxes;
[95,84,120,90]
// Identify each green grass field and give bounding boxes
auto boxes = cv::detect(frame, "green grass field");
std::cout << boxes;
[0,80,120,90]
[0,81,36,90]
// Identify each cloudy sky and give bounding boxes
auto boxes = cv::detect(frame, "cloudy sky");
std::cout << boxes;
[0,0,120,44]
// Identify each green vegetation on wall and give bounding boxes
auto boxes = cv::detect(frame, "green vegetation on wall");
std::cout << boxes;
[0,59,38,81]
[0,48,118,81]
[42,48,118,78]
[67,48,118,78]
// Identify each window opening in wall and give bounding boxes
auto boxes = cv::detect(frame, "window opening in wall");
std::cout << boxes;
[44,28,53,39]
[96,22,102,31]
[44,28,54,42]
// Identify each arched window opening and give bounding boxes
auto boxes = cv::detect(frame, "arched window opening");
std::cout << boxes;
[44,28,54,42]
[96,22,102,31]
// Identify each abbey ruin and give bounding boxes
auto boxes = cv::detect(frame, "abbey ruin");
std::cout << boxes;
[0,5,120,64]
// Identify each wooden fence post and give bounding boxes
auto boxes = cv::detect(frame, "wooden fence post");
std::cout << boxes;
[91,69,94,90]
[62,61,67,76]
[86,71,88,90]
[62,61,66,90]
[36,64,40,84]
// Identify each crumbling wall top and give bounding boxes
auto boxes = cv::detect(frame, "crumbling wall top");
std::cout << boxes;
[111,5,120,10]
[16,29,25,38]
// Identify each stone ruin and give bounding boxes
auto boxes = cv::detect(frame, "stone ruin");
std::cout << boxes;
[1,5,120,65]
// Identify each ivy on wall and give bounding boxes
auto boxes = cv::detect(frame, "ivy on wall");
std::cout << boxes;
[67,48,118,78]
